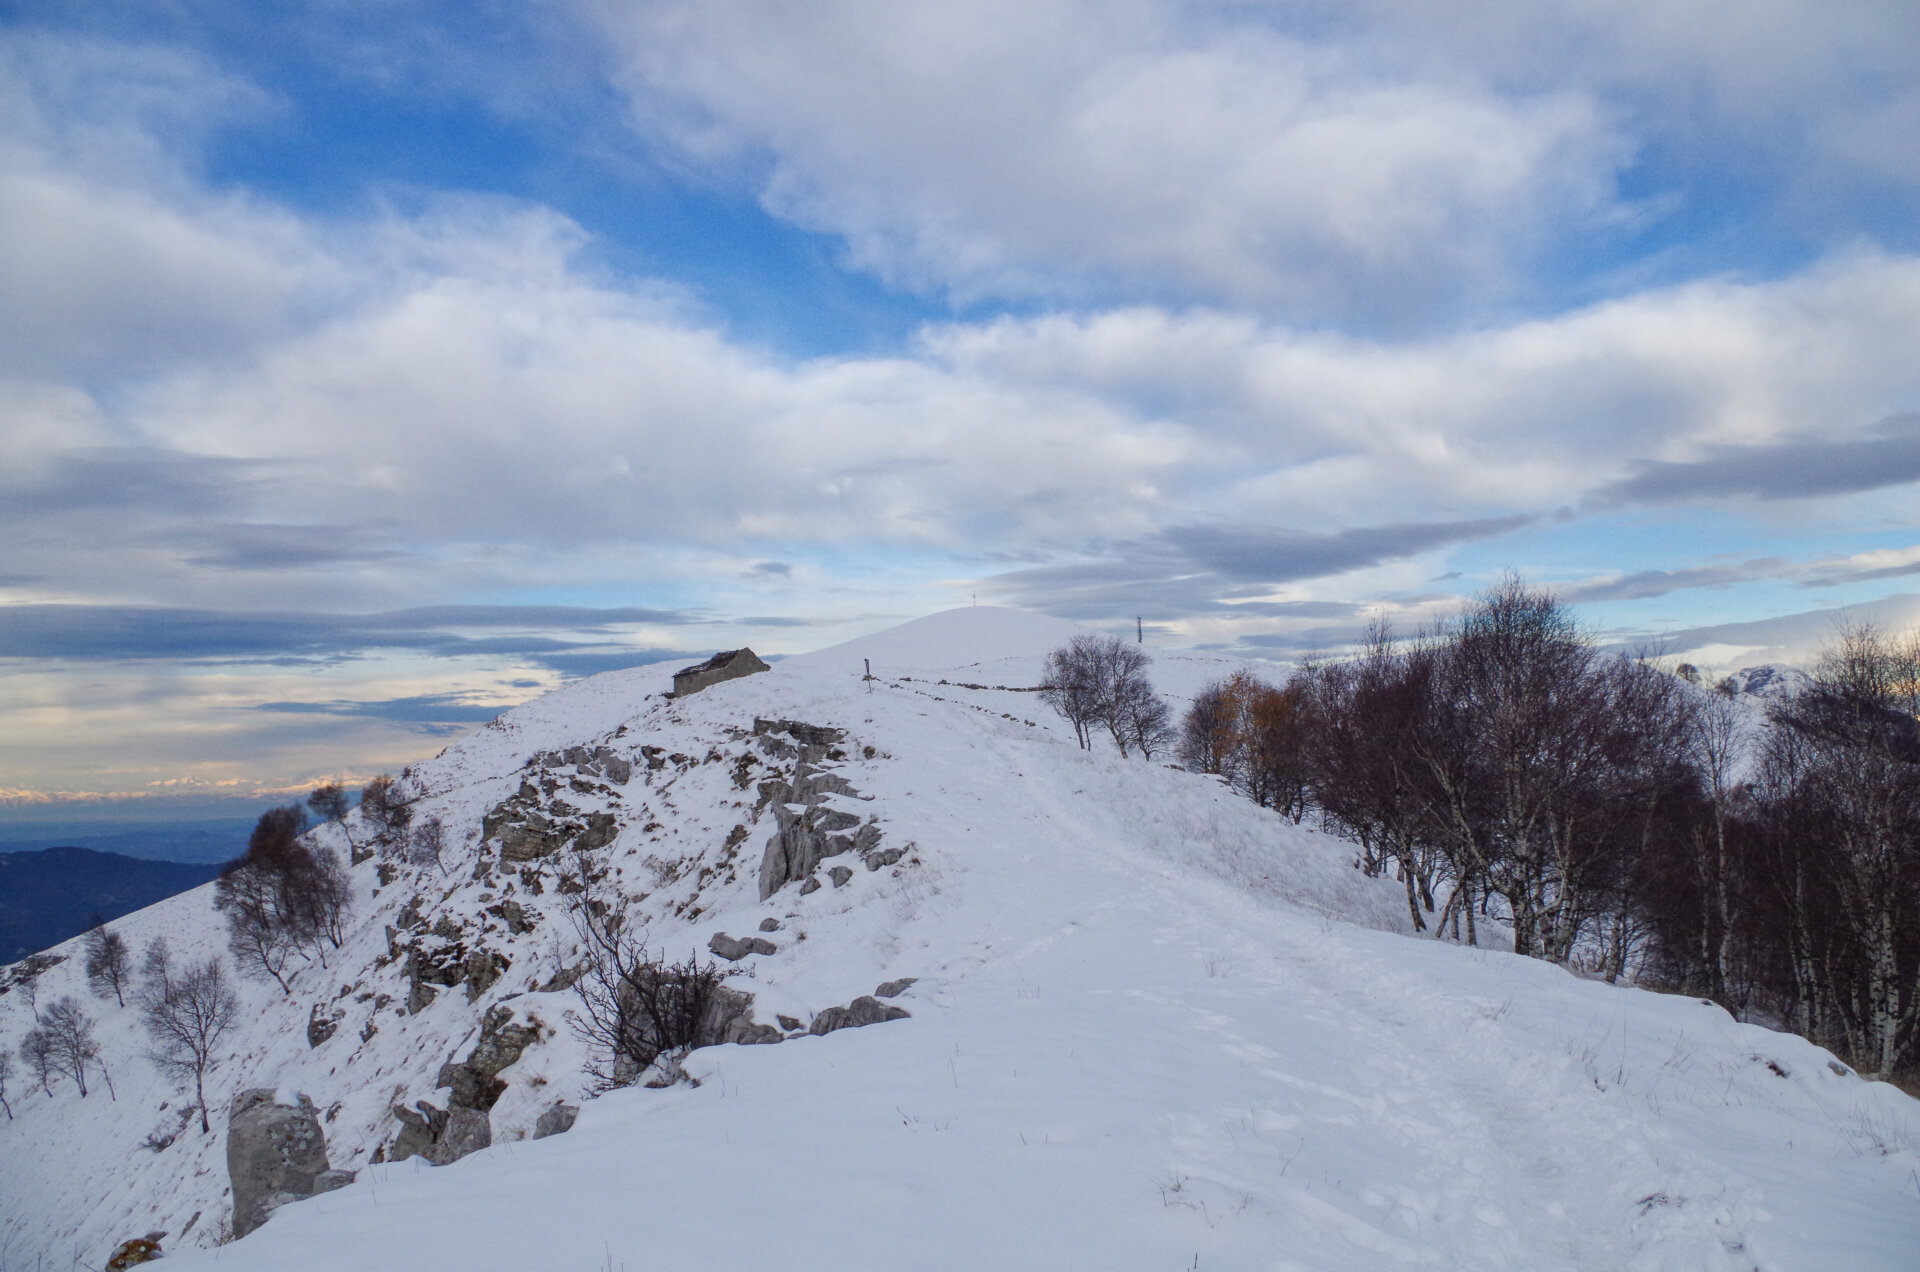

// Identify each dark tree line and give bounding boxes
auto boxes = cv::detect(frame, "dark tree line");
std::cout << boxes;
[1184,578,1920,1078]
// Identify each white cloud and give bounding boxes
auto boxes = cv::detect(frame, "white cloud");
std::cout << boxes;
[923,251,1920,524]
[585,0,1626,321]
[581,0,1920,320]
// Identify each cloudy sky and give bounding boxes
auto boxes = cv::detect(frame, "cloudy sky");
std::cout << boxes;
[5,1,1920,811]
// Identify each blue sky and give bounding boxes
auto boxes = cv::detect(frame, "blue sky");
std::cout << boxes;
[4,0,1919,809]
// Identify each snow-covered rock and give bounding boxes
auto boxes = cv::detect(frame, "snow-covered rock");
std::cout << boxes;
[1,607,1915,1271]
[1719,662,1812,700]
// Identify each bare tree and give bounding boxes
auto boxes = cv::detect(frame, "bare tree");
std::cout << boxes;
[1040,635,1171,757]
[17,962,41,1020]
[289,846,353,954]
[0,1048,14,1118]
[36,997,102,1098]
[1754,622,1920,1075]
[1178,680,1236,775]
[308,782,362,862]
[83,923,132,1007]
[215,805,354,989]
[1111,673,1175,760]
[19,1027,54,1095]
[1682,685,1750,1002]
[307,782,349,824]
[141,937,173,997]
[407,815,448,874]
[1038,636,1107,749]
[360,774,413,848]
[140,958,240,1134]
[215,860,299,994]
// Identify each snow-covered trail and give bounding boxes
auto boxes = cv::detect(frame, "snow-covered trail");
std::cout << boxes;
[158,619,1920,1272]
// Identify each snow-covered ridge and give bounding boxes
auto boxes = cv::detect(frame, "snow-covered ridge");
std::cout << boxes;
[2,608,1915,1271]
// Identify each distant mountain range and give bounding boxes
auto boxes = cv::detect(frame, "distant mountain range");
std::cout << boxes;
[0,846,225,962]
[0,816,260,864]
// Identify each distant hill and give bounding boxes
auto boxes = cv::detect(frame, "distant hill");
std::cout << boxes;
[0,846,224,962]
[0,817,259,864]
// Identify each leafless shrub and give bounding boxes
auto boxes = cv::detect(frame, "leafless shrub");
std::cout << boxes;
[564,888,732,1090]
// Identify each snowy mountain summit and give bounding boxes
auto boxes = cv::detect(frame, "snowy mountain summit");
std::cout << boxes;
[3,608,1916,1271]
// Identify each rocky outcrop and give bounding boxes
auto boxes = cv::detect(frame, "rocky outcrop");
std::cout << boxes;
[753,725,892,898]
[809,995,911,1036]
[401,930,469,1015]
[708,932,777,961]
[390,1005,543,1167]
[306,1003,342,1048]
[388,1101,470,1166]
[529,745,633,786]
[698,984,785,1047]
[672,648,770,697]
[753,718,846,748]
[481,747,629,864]
[227,1089,354,1239]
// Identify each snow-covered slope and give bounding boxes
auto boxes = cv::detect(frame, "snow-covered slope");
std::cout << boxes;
[2,609,1915,1271]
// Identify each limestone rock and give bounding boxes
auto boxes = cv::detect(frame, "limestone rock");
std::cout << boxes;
[486,899,535,934]
[752,717,846,747]
[757,917,781,932]
[698,984,784,1047]
[708,932,777,961]
[466,1004,542,1082]
[463,948,510,1001]
[306,1003,341,1049]
[533,1104,579,1140]
[813,807,862,834]
[874,978,918,998]
[672,648,770,697]
[387,1100,490,1166]
[809,995,911,1036]
[397,1004,542,1167]
[227,1089,333,1239]
[828,865,854,888]
[438,1107,492,1163]
[314,1169,357,1195]
[386,1101,445,1164]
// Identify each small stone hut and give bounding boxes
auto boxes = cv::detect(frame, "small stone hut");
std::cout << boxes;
[672,648,770,697]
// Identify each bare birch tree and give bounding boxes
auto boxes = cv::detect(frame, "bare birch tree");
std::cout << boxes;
[140,958,240,1134]
[83,922,132,1007]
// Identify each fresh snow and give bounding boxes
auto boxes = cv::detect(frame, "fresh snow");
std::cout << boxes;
[2,607,1915,1271]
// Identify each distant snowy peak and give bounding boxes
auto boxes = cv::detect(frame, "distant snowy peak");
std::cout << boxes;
[1720,663,1812,700]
